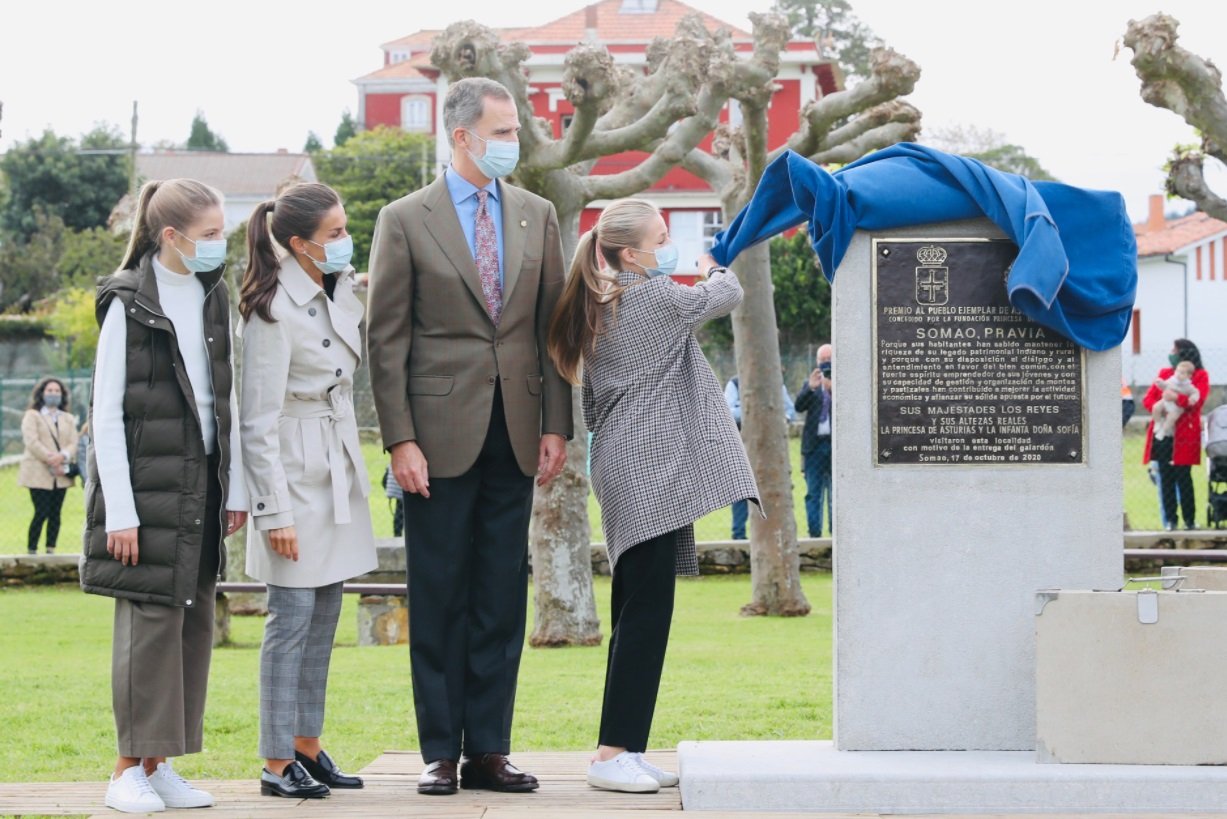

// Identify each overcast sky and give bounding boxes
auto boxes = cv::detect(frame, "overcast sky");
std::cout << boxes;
[1,0,1223,223]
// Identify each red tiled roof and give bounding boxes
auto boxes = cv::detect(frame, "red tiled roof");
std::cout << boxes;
[381,29,441,50]
[380,0,751,55]
[356,52,436,82]
[1135,211,1227,256]
[510,0,751,43]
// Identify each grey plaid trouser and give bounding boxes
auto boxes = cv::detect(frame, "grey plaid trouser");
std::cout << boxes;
[259,582,344,759]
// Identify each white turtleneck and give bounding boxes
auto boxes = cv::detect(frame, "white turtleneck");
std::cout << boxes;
[93,256,247,532]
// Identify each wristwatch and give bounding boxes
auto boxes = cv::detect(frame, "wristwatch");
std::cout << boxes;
[704,265,728,278]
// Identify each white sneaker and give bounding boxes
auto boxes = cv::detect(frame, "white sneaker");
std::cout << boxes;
[632,753,679,787]
[587,752,660,793]
[105,765,165,813]
[148,760,214,808]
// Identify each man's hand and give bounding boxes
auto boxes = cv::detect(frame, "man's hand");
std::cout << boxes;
[107,528,140,566]
[537,434,567,487]
[269,526,299,561]
[226,511,247,536]
[808,368,823,390]
[697,252,719,276]
[391,440,430,498]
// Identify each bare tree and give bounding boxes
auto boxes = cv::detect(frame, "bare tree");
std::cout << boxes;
[682,15,920,616]
[1125,13,1227,221]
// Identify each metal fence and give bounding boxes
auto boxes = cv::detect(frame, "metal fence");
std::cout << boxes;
[2,347,1226,555]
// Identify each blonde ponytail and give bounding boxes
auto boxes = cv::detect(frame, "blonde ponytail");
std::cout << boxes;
[547,199,660,385]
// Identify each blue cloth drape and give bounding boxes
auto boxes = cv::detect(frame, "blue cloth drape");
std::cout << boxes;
[709,143,1137,351]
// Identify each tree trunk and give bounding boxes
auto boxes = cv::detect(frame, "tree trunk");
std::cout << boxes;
[528,203,603,646]
[727,239,811,617]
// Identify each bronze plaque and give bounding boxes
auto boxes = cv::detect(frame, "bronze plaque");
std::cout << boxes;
[873,238,1085,466]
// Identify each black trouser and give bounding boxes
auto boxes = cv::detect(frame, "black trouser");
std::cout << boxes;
[598,530,678,753]
[403,386,535,763]
[1153,435,1196,528]
[28,487,67,552]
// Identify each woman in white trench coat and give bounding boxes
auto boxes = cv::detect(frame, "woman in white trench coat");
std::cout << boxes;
[239,183,377,800]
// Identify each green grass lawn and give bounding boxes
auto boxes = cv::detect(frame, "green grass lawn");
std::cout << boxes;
[0,432,1212,554]
[0,574,831,782]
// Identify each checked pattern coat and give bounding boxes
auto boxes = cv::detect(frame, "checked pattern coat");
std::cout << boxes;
[583,266,761,575]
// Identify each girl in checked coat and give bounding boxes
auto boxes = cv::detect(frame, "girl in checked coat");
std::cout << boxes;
[547,198,760,794]
[240,183,377,799]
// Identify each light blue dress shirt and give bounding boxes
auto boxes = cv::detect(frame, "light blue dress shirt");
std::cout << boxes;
[444,167,504,287]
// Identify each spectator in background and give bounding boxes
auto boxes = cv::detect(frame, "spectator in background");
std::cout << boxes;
[19,376,80,555]
[1121,377,1134,430]
[1142,338,1210,530]
[795,344,833,537]
[724,373,795,540]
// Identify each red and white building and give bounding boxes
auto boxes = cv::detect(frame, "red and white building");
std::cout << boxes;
[353,0,840,271]
[1126,194,1227,382]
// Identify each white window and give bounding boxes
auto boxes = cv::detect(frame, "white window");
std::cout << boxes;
[702,210,723,251]
[620,0,659,12]
[668,210,722,273]
[401,96,431,132]
[727,99,743,129]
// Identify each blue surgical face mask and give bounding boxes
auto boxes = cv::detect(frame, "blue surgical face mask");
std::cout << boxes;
[636,243,679,277]
[466,130,520,179]
[174,230,227,273]
[43,393,62,408]
[306,235,354,275]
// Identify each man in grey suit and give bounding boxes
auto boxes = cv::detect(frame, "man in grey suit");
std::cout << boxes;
[366,77,572,795]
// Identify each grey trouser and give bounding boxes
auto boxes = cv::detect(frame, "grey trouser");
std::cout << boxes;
[259,582,344,759]
[111,500,221,758]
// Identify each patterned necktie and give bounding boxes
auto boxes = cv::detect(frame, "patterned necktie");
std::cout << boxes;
[474,190,502,325]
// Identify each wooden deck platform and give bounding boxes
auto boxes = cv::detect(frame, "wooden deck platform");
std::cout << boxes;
[3,750,1226,817]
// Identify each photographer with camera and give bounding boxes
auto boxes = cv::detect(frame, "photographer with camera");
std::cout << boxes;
[794,344,833,538]
[19,376,80,555]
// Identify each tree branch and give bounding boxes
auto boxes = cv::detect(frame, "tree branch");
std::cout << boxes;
[809,120,921,165]
[582,84,725,201]
[1125,13,1227,219]
[1168,153,1227,222]
[681,145,733,191]
[774,46,920,164]
[576,93,698,162]
[812,100,921,157]
[1125,14,1227,146]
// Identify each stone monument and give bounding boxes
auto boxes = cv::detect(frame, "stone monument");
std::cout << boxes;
[678,219,1227,812]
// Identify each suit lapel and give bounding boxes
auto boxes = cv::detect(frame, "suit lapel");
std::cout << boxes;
[499,180,526,309]
[422,175,488,316]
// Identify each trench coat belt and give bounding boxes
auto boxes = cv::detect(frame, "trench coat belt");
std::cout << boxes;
[281,390,369,525]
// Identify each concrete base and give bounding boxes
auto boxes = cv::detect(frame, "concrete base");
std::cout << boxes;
[677,741,1227,813]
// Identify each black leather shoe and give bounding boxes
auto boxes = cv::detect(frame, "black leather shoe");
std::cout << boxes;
[418,759,458,795]
[260,761,330,798]
[460,753,539,792]
[296,749,363,789]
